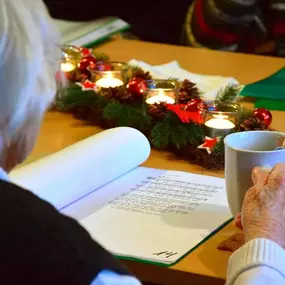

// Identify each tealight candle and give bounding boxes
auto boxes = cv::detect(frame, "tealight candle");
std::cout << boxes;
[205,118,235,130]
[96,76,124,88]
[61,62,76,73]
[200,101,239,138]
[204,115,235,137]
[146,90,175,104]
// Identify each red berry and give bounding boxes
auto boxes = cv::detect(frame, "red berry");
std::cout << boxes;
[80,47,91,56]
[252,108,272,127]
[127,78,147,96]
[77,55,96,72]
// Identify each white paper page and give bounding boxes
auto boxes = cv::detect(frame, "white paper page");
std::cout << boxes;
[80,170,231,265]
[10,127,150,210]
[61,167,165,219]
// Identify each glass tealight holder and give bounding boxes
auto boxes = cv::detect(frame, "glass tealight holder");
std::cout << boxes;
[199,101,240,138]
[90,62,129,91]
[60,53,77,74]
[145,80,178,105]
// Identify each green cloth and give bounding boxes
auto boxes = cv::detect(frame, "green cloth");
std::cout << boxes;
[240,67,285,111]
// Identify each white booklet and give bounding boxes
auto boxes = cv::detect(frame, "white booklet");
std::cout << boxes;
[10,127,231,266]
[55,17,130,47]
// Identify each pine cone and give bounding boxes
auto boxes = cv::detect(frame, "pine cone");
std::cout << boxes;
[240,116,268,131]
[147,102,168,119]
[132,68,152,81]
[178,79,200,104]
[107,87,134,102]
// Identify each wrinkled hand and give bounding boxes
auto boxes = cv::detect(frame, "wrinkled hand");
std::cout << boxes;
[235,164,285,248]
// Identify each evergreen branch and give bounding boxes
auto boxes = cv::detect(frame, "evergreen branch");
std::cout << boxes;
[216,84,241,102]
[130,65,140,74]
[150,122,170,149]
[170,125,189,149]
[236,106,252,125]
[56,85,97,111]
[185,123,204,145]
[151,111,204,150]
[103,102,151,130]
[92,51,110,62]
[168,77,179,82]
[212,137,225,155]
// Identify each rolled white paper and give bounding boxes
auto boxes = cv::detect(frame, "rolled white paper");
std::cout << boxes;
[10,127,151,209]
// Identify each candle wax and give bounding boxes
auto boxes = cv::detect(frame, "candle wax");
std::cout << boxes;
[146,91,175,104]
[96,77,124,88]
[61,62,76,72]
[205,118,235,130]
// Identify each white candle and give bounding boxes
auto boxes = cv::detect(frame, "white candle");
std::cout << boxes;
[96,77,124,88]
[146,90,175,104]
[205,118,235,130]
[61,62,76,72]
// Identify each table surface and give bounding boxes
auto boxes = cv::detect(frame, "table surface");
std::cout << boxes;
[23,39,285,285]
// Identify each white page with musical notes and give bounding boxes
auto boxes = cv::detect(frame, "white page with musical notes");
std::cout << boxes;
[70,168,231,265]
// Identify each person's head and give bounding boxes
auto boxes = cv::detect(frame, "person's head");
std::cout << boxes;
[0,0,60,171]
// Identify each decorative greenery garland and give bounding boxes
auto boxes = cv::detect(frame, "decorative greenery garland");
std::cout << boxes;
[56,46,273,170]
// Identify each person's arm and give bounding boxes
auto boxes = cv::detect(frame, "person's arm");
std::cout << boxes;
[227,239,285,285]
[183,0,259,51]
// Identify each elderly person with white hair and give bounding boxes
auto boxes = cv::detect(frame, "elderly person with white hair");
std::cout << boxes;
[1,1,285,285]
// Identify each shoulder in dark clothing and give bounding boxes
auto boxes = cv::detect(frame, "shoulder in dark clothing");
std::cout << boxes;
[0,180,129,285]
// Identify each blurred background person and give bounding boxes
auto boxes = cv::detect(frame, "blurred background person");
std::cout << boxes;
[183,0,285,57]
[44,0,285,57]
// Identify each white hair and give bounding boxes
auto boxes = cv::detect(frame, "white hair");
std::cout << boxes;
[0,0,60,141]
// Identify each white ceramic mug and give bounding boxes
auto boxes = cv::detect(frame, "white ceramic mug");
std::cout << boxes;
[224,131,285,216]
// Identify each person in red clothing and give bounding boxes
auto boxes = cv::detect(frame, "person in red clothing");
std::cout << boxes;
[183,0,285,57]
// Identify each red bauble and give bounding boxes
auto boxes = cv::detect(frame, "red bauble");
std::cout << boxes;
[127,78,147,96]
[79,47,91,56]
[252,108,272,127]
[185,98,202,112]
[77,55,96,72]
[96,61,112,71]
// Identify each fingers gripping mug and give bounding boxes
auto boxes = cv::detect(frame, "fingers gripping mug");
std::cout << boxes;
[224,131,285,216]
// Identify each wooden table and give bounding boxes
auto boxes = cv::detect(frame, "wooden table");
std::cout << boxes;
[23,40,285,285]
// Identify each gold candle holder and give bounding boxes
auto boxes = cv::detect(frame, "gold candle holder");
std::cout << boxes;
[145,80,178,105]
[199,101,240,138]
[90,62,129,90]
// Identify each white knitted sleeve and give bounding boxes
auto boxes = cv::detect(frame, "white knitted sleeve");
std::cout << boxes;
[227,238,285,285]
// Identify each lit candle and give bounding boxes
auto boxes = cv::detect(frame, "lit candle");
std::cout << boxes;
[146,90,175,104]
[61,62,76,73]
[96,76,124,88]
[205,118,235,130]
[204,115,235,137]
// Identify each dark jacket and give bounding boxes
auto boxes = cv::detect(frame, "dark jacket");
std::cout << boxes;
[44,0,192,45]
[0,179,129,285]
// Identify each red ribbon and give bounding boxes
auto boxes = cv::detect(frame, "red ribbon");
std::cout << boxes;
[166,104,203,124]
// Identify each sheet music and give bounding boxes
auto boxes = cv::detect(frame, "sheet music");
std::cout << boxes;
[109,175,223,216]
[80,170,231,265]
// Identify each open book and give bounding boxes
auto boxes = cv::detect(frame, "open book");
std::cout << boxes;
[10,127,231,266]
